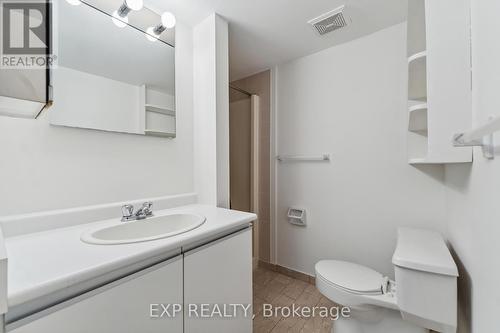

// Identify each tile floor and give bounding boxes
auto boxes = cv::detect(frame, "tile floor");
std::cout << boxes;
[253,267,335,333]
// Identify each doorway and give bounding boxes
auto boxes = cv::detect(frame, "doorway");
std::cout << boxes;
[229,85,260,266]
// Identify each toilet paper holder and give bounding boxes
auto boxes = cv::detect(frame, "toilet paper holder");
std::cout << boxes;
[288,208,306,226]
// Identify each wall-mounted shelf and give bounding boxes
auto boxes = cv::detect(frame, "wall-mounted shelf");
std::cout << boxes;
[145,129,176,138]
[408,51,427,64]
[406,0,472,165]
[140,85,176,138]
[408,157,468,165]
[408,102,428,133]
[408,51,427,100]
[408,158,437,165]
[145,104,175,116]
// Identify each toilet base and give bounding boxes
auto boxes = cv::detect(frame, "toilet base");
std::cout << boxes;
[332,306,429,333]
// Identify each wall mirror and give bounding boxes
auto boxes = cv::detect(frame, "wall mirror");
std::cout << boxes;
[49,0,176,138]
[0,0,49,119]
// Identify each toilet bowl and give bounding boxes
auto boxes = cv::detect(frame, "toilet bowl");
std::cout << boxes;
[315,228,458,333]
[315,260,427,333]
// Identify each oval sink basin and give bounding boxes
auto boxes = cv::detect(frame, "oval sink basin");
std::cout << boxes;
[81,214,206,245]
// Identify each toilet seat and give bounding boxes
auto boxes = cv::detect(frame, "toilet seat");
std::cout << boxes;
[315,260,428,333]
[315,260,385,295]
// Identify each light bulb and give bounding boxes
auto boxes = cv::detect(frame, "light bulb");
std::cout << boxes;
[146,27,158,42]
[65,0,81,5]
[161,12,176,29]
[125,0,143,11]
[112,10,128,28]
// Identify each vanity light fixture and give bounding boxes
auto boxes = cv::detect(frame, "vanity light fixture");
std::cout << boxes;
[145,12,176,42]
[112,10,128,28]
[112,0,144,28]
[161,12,176,29]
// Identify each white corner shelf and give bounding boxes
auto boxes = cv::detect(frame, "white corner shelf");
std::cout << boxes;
[409,102,427,111]
[408,51,427,64]
[408,158,433,165]
[408,156,472,165]
[405,0,472,165]
[408,102,428,133]
[408,157,446,165]
[145,129,176,138]
[408,51,427,100]
[145,104,175,116]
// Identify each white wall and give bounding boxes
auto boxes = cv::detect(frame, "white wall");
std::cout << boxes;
[444,0,500,331]
[275,23,447,277]
[0,23,194,216]
[193,14,229,207]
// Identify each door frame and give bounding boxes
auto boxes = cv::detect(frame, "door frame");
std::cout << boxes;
[250,95,260,267]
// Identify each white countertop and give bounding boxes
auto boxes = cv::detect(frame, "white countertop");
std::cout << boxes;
[4,204,256,311]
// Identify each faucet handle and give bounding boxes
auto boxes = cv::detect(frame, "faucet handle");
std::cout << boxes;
[121,204,134,219]
[142,202,153,215]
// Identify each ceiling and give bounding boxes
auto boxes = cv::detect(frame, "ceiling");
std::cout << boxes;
[146,0,408,81]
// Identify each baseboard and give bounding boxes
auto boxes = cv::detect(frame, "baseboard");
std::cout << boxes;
[257,260,315,285]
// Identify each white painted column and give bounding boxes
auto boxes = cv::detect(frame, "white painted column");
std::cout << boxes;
[215,15,230,208]
[192,14,229,207]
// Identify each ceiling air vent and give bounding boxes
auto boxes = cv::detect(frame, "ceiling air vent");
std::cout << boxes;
[308,6,348,36]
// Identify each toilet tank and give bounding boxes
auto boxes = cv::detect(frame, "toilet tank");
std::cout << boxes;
[392,228,458,333]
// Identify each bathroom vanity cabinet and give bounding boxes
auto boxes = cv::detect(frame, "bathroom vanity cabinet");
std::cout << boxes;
[184,228,252,333]
[7,228,252,333]
[9,257,184,333]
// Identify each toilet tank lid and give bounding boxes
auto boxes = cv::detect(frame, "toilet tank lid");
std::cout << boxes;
[392,228,458,277]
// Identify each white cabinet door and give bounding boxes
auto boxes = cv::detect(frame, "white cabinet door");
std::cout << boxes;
[184,228,252,333]
[9,256,183,333]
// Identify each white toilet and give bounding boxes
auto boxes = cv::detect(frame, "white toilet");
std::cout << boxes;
[315,228,458,333]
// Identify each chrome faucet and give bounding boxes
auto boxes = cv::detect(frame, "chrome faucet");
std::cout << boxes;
[121,204,135,222]
[121,202,153,222]
[135,201,153,219]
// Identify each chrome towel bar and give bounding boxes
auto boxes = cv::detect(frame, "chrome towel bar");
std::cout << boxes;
[276,154,331,162]
[453,115,500,159]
